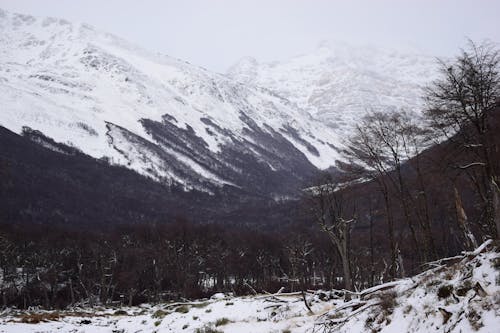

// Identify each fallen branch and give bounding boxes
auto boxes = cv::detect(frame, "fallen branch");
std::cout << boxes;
[315,299,368,322]
[316,301,380,327]
[439,307,452,324]
[457,162,486,169]
[359,280,410,299]
[424,255,463,268]
[163,301,210,309]
[463,239,493,256]
[263,297,288,303]
[256,290,313,300]
[244,282,257,295]
[473,282,487,297]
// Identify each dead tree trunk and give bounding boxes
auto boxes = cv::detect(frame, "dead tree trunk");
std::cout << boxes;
[454,186,478,250]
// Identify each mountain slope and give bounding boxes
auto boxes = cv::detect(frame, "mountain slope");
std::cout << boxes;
[0,9,342,196]
[228,41,439,138]
[0,125,303,226]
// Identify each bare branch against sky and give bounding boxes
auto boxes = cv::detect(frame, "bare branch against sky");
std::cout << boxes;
[0,0,498,72]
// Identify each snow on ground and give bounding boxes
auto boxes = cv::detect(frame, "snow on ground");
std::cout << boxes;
[1,242,499,333]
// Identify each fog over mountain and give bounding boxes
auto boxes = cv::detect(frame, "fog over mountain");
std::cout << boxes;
[228,41,439,136]
[1,0,498,72]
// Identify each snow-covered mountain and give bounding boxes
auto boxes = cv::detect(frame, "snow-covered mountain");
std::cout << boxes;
[0,9,441,196]
[228,41,439,138]
[0,9,344,196]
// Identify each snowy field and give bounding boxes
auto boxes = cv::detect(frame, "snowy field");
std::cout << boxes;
[1,242,499,333]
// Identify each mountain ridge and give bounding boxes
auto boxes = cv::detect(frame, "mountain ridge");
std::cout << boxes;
[0,8,343,196]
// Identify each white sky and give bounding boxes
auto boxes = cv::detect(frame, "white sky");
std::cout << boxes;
[0,0,499,72]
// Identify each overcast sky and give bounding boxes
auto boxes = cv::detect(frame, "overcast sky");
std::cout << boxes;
[1,0,499,72]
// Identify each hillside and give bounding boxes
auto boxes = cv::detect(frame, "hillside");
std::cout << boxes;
[0,125,298,227]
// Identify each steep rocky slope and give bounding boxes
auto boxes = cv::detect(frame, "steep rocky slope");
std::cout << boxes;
[0,9,342,196]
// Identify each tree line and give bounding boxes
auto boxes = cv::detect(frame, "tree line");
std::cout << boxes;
[0,219,376,309]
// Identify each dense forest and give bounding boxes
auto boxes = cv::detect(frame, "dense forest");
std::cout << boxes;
[0,42,499,309]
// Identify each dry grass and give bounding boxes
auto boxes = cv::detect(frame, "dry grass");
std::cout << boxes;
[151,309,168,319]
[466,309,483,330]
[18,312,62,324]
[113,309,128,316]
[14,310,109,324]
[214,317,231,326]
[377,291,398,313]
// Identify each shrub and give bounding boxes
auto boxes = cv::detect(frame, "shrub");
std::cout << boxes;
[456,281,472,297]
[466,309,483,330]
[378,291,397,313]
[113,310,128,316]
[437,285,453,299]
[152,309,168,319]
[215,317,231,326]
[492,257,500,270]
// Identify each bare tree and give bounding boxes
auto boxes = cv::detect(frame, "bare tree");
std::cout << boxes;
[453,186,478,249]
[397,112,438,260]
[307,175,355,292]
[425,40,500,240]
[0,233,15,308]
[346,112,402,278]
[284,235,314,291]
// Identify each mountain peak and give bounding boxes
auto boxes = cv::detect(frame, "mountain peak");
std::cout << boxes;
[227,42,439,135]
[226,56,259,82]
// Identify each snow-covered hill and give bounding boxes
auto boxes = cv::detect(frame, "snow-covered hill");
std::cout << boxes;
[0,9,343,195]
[1,241,498,333]
[228,41,439,138]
